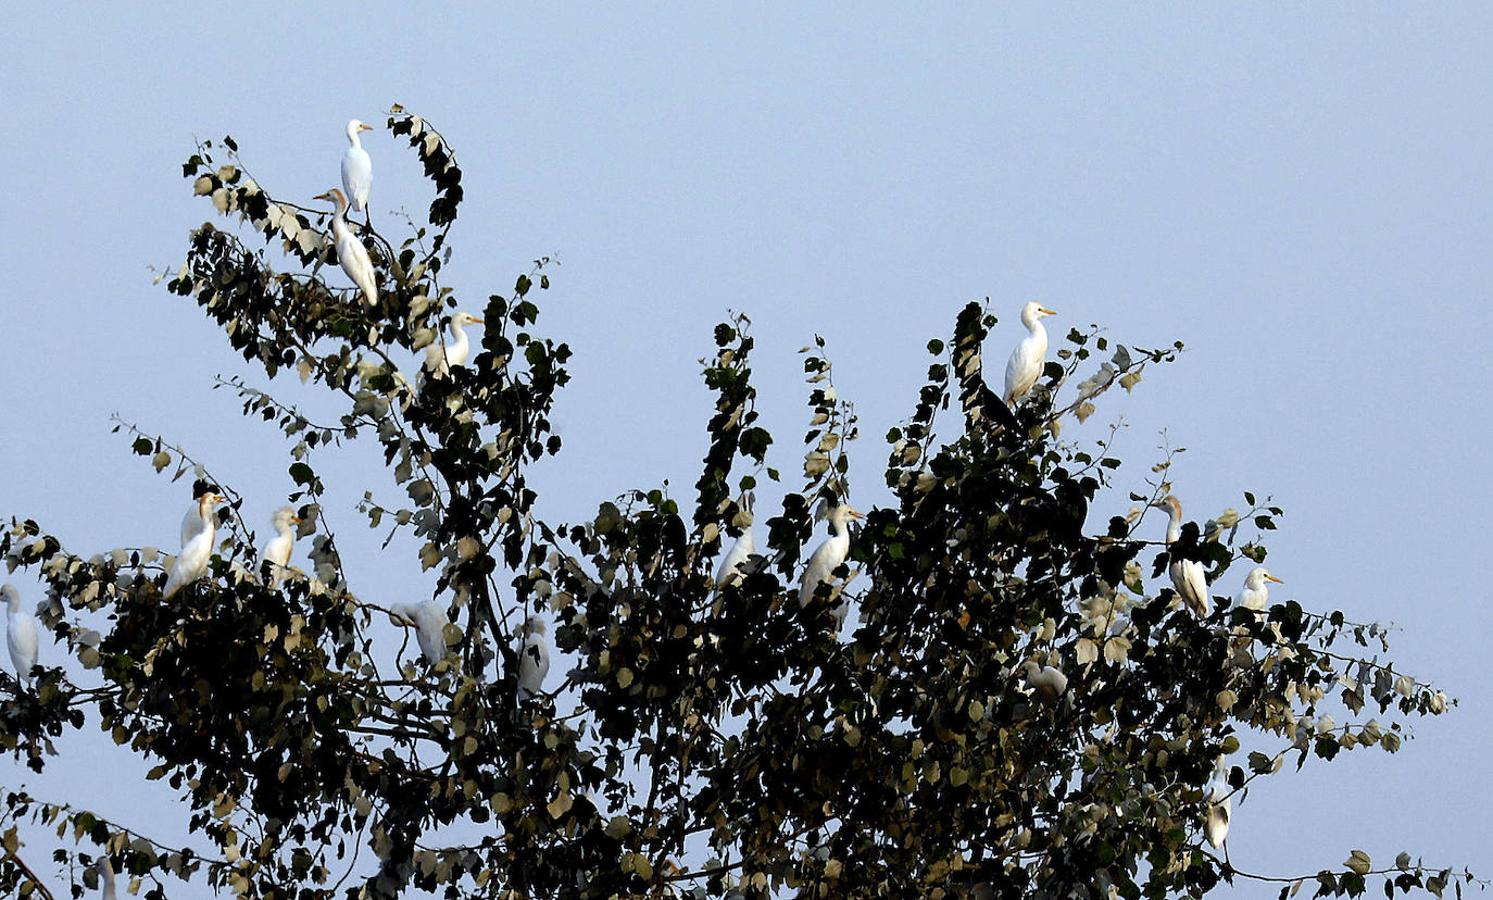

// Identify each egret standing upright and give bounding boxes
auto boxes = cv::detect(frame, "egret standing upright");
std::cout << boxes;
[340,119,374,220]
[261,506,301,587]
[798,503,865,628]
[4,584,38,687]
[313,188,378,306]
[1151,495,1210,616]
[1003,301,1057,406]
[423,311,487,376]
[164,493,223,599]
[517,616,550,701]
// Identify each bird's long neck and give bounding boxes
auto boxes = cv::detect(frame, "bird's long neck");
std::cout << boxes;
[347,125,363,149]
[829,513,851,539]
[199,500,217,533]
[330,200,350,235]
[4,593,17,614]
[1245,572,1263,590]
[1022,307,1046,337]
[1164,506,1181,544]
[448,320,470,356]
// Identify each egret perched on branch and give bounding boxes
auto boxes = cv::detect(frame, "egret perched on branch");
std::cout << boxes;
[1236,566,1282,612]
[1023,658,1068,703]
[1152,495,1210,616]
[261,507,301,587]
[96,857,118,900]
[4,584,38,687]
[797,503,864,628]
[164,493,223,599]
[1003,301,1057,406]
[517,616,550,701]
[340,119,374,215]
[713,500,756,591]
[313,187,377,306]
[1204,756,1232,851]
[388,600,451,666]
[423,311,487,375]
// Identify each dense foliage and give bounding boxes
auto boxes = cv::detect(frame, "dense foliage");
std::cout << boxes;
[0,109,1476,900]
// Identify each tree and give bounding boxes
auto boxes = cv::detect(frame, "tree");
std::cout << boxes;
[0,108,1476,900]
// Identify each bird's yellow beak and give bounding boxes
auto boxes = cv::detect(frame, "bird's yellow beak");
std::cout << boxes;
[1266,574,1284,584]
[290,516,302,525]
[313,191,331,201]
[359,123,375,132]
[850,509,866,520]
[1039,306,1057,316]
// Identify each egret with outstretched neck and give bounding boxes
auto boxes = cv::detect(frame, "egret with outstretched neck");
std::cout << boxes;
[1003,301,1057,406]
[97,857,118,900]
[340,119,374,216]
[313,187,377,306]
[164,493,223,599]
[4,584,38,687]
[1236,566,1283,612]
[1152,495,1210,615]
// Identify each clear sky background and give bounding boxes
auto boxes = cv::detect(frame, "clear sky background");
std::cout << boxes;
[3,5,1491,897]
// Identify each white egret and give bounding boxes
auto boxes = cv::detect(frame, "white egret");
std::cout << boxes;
[1204,756,1232,850]
[1023,658,1068,703]
[261,507,301,587]
[389,600,451,665]
[164,493,223,599]
[340,119,374,215]
[1003,301,1057,406]
[1236,566,1283,612]
[97,857,118,900]
[713,518,756,591]
[1152,496,1210,616]
[797,504,865,614]
[4,584,39,687]
[423,311,487,375]
[313,188,377,306]
[517,616,550,701]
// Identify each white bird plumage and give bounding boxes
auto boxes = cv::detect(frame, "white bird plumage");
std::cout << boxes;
[1023,658,1068,703]
[1153,495,1210,616]
[1236,566,1283,612]
[1204,756,1232,850]
[797,504,864,628]
[389,600,451,666]
[4,584,39,687]
[423,311,487,375]
[261,506,301,587]
[713,518,756,591]
[314,187,377,306]
[164,493,222,599]
[517,616,550,701]
[340,119,374,214]
[97,857,118,900]
[1003,301,1057,406]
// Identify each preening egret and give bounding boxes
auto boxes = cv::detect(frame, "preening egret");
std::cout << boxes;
[517,616,550,701]
[340,119,374,214]
[261,506,300,586]
[4,584,39,687]
[1152,496,1210,616]
[797,504,865,616]
[423,311,487,375]
[389,600,451,665]
[97,857,118,900]
[1003,301,1057,406]
[1023,658,1068,703]
[164,493,223,599]
[313,188,377,306]
[713,519,756,591]
[1236,566,1282,612]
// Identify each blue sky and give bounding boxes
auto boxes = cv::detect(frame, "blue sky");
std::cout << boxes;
[3,5,1490,896]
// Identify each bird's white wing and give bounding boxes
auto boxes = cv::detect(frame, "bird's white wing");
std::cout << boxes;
[7,611,39,684]
[336,231,378,305]
[414,602,451,664]
[1181,560,1210,615]
[517,634,550,699]
[714,533,753,588]
[164,528,215,598]
[263,533,293,569]
[181,505,205,548]
[1004,337,1042,404]
[341,147,373,213]
[797,540,836,606]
